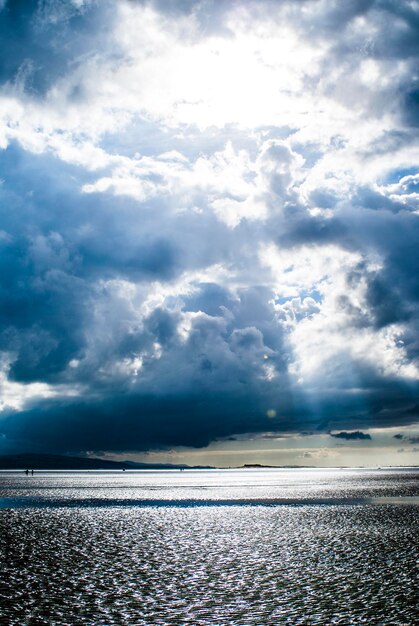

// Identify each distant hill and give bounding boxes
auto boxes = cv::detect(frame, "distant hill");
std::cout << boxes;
[242,463,312,468]
[0,453,213,470]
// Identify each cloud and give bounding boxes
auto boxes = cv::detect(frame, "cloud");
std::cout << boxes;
[393,433,419,444]
[0,0,113,96]
[0,1,418,456]
[330,431,372,441]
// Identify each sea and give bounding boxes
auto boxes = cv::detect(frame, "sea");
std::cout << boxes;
[0,467,417,625]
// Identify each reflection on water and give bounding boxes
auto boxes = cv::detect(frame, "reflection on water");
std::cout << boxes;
[1,467,418,504]
[0,469,417,625]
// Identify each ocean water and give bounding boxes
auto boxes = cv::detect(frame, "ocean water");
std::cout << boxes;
[0,468,417,625]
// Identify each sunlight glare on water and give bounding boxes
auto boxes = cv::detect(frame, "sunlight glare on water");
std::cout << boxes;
[0,468,417,625]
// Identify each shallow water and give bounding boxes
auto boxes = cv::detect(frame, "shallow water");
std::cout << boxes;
[0,468,417,625]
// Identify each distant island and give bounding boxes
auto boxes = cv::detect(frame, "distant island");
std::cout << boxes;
[242,463,313,469]
[0,453,214,471]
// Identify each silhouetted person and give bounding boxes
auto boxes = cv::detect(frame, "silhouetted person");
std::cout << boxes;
[31,469,34,476]
[25,469,29,475]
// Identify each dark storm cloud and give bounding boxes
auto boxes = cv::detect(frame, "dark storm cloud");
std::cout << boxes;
[0,0,114,95]
[347,210,419,365]
[404,86,419,128]
[0,149,89,382]
[2,360,416,454]
[0,144,188,384]
[275,212,348,249]
[330,431,372,441]
[1,392,279,453]
[0,143,281,386]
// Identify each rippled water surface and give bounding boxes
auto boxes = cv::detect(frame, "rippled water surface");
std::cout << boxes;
[0,468,417,624]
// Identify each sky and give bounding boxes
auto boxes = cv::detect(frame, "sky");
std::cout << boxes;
[0,0,418,467]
